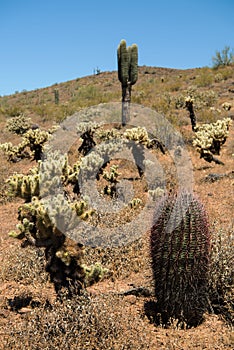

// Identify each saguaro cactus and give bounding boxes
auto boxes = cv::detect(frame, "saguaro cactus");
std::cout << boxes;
[150,191,210,327]
[117,39,138,126]
[54,89,59,105]
[185,96,197,131]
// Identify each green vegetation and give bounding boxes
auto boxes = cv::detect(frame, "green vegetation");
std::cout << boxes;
[54,88,60,105]
[102,164,120,197]
[6,148,104,294]
[0,47,233,348]
[0,126,58,161]
[6,114,31,134]
[193,117,232,164]
[212,46,234,68]
[117,39,138,125]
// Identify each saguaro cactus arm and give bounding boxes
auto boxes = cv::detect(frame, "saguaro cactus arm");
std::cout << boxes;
[129,44,138,85]
[118,39,129,87]
[117,39,138,126]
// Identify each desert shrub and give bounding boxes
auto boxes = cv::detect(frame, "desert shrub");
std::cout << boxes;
[3,105,24,118]
[187,87,218,109]
[78,85,101,101]
[174,88,218,111]
[195,69,214,87]
[152,94,171,115]
[208,225,234,324]
[0,245,47,285]
[214,72,224,83]
[2,293,152,350]
[197,108,220,124]
[212,46,234,68]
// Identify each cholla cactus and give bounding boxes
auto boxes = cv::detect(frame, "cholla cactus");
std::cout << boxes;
[103,165,120,197]
[222,102,232,111]
[9,193,96,294]
[82,262,109,287]
[77,121,101,135]
[39,151,71,196]
[148,187,165,201]
[7,172,39,202]
[79,153,104,180]
[150,191,210,327]
[0,139,30,161]
[0,126,58,162]
[22,128,54,160]
[6,114,31,134]
[128,197,142,208]
[124,126,150,146]
[77,121,102,156]
[193,117,232,164]
[185,87,218,109]
[123,127,165,152]
[96,127,121,141]
[7,146,101,295]
[185,96,196,131]
[71,199,95,219]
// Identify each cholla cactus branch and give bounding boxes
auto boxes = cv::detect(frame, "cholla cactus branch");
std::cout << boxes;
[6,114,31,135]
[193,118,232,164]
[103,165,120,197]
[77,122,102,156]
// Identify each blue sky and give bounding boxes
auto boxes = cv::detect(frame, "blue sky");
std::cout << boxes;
[0,0,233,96]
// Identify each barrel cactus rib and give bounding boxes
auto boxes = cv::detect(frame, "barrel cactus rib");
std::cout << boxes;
[150,192,210,327]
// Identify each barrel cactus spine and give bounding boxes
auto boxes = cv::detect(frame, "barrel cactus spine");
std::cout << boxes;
[150,191,210,327]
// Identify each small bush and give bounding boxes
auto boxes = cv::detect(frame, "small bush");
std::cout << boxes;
[212,46,234,68]
[195,69,214,87]
[209,225,234,323]
[2,293,152,349]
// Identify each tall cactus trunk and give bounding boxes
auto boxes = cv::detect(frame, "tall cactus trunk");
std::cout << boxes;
[117,39,138,127]
[122,83,131,126]
[185,97,197,131]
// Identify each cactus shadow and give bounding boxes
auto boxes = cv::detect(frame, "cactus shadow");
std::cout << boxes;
[144,300,166,326]
[144,300,204,329]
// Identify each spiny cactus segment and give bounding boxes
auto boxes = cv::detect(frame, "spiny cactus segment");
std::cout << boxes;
[150,191,210,327]
[77,121,102,156]
[0,125,58,162]
[6,114,31,135]
[128,197,142,209]
[7,172,40,202]
[193,117,232,164]
[103,164,120,197]
[9,192,96,294]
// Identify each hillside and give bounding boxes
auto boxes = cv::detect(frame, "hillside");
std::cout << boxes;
[0,65,233,349]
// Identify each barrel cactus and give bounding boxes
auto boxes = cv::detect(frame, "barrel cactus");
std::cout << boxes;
[117,39,138,126]
[150,191,210,327]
